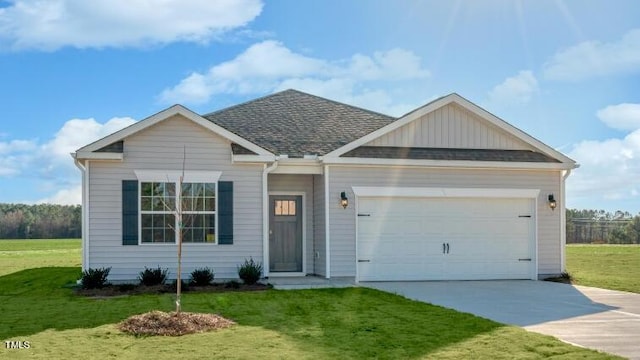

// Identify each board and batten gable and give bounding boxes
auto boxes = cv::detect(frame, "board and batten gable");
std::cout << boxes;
[327,166,562,278]
[365,103,535,150]
[87,114,264,281]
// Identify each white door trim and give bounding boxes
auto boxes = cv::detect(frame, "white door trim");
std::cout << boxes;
[267,191,306,277]
[352,186,540,199]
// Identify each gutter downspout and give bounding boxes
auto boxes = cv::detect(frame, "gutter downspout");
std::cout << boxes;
[560,169,572,273]
[324,165,330,279]
[262,159,279,277]
[73,154,88,272]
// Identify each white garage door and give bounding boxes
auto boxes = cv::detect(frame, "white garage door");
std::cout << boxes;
[357,197,535,281]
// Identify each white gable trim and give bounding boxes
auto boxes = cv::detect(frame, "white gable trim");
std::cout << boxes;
[324,93,577,166]
[75,105,273,159]
[73,152,123,161]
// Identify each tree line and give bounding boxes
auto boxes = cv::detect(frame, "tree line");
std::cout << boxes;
[567,209,640,244]
[0,203,81,239]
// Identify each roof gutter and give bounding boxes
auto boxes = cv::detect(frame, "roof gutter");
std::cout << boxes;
[262,159,279,277]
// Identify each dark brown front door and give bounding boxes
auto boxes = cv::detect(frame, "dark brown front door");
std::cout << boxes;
[269,195,303,272]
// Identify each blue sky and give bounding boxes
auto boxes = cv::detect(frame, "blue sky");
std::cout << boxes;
[1,0,639,213]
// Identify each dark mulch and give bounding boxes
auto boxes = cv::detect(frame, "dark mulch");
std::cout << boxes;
[118,311,235,336]
[544,272,574,284]
[544,277,573,284]
[76,282,270,298]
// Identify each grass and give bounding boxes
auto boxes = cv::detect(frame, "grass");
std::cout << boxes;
[0,239,619,359]
[566,244,640,294]
[0,239,81,277]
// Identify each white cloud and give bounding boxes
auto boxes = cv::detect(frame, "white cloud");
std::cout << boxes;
[36,185,82,205]
[544,28,640,81]
[567,128,640,204]
[0,0,263,50]
[0,116,136,204]
[159,40,430,115]
[488,70,538,105]
[596,103,640,131]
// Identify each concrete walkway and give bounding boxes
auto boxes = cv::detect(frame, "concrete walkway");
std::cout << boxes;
[364,281,640,359]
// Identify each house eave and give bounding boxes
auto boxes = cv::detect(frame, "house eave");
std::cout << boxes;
[322,156,578,170]
[232,154,277,163]
[74,152,124,161]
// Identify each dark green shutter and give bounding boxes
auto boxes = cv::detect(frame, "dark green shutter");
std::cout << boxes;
[218,181,233,245]
[122,180,139,245]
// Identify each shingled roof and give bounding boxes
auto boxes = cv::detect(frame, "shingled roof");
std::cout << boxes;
[342,146,561,163]
[203,89,396,157]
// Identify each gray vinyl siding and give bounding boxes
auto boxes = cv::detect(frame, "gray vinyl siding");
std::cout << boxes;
[87,115,264,281]
[365,103,534,150]
[313,174,326,276]
[327,165,562,277]
[268,174,315,274]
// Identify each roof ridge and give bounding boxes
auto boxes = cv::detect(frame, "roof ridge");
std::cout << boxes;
[201,90,297,118]
[202,89,397,120]
[285,89,397,120]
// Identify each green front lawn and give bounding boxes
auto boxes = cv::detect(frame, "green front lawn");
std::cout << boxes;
[0,239,618,359]
[0,239,81,276]
[566,244,640,294]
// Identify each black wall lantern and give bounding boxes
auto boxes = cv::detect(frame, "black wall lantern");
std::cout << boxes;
[548,194,557,210]
[340,191,348,209]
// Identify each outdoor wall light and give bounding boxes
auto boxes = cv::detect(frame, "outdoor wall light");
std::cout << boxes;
[548,194,557,210]
[340,192,349,209]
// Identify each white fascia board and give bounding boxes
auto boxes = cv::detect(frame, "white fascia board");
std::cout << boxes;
[74,152,124,161]
[271,164,324,174]
[352,186,540,199]
[75,105,273,157]
[134,170,222,183]
[324,93,577,167]
[322,156,575,170]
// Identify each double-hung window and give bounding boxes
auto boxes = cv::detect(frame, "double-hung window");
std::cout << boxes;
[135,170,221,245]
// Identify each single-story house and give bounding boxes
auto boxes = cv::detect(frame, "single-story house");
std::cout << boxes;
[73,89,578,282]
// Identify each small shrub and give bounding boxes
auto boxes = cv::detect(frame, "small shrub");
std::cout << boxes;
[237,258,263,285]
[560,271,573,281]
[225,280,240,289]
[189,267,215,286]
[81,267,111,289]
[138,266,168,286]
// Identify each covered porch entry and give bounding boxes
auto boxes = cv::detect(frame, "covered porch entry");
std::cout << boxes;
[266,173,326,278]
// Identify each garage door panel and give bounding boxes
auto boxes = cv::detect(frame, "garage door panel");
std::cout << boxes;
[357,196,535,281]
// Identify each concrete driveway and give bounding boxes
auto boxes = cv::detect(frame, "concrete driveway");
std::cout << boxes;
[363,281,640,359]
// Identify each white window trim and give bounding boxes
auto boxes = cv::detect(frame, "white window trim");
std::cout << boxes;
[134,170,221,183]
[135,170,222,245]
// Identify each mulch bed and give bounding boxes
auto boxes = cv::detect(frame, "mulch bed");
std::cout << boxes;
[118,311,235,336]
[76,282,270,298]
[544,277,573,284]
